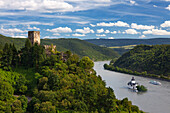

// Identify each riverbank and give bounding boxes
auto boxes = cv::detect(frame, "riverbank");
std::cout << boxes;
[104,64,170,82]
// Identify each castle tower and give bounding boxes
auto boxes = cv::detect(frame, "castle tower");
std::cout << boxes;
[28,31,40,45]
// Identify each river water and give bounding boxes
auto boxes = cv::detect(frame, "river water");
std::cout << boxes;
[94,61,170,113]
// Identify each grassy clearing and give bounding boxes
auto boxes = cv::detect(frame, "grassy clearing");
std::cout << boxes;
[109,45,137,49]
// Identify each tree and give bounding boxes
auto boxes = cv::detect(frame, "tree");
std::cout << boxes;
[18,95,28,112]
[0,81,14,101]
[105,87,116,112]
[0,43,12,70]
[48,73,59,91]
[27,97,40,112]
[11,43,19,66]
[79,56,94,69]
[38,101,56,113]
[20,39,32,67]
[11,100,23,113]
[38,77,49,90]
[15,76,27,94]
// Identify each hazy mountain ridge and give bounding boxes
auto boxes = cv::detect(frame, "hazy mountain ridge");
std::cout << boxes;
[86,38,170,47]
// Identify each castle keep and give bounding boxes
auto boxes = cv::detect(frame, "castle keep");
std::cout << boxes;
[28,31,56,53]
[28,31,40,45]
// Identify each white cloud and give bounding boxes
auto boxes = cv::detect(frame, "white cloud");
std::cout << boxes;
[165,5,170,10]
[108,37,115,39]
[96,21,129,27]
[65,34,70,36]
[143,29,170,35]
[105,30,110,33]
[47,27,72,33]
[27,25,40,30]
[0,0,74,12]
[24,22,54,26]
[72,33,86,37]
[125,29,139,34]
[53,33,60,36]
[97,28,104,33]
[43,36,59,39]
[131,23,155,30]
[114,21,130,27]
[1,21,54,26]
[96,34,106,37]
[12,36,27,38]
[130,0,137,5]
[90,24,96,27]
[111,31,117,34]
[164,0,170,2]
[75,27,94,34]
[153,5,157,7]
[0,0,113,13]
[160,21,170,27]
[97,22,115,27]
[0,27,27,34]
[139,35,146,38]
[0,1,4,6]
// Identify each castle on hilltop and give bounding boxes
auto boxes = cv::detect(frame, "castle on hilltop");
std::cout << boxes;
[28,31,71,62]
[28,31,56,53]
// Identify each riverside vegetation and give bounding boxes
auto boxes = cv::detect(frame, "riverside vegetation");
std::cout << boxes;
[0,39,144,113]
[104,45,170,81]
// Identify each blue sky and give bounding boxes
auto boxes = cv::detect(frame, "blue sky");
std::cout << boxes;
[0,0,170,39]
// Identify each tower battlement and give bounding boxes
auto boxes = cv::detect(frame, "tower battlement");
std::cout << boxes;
[28,31,40,45]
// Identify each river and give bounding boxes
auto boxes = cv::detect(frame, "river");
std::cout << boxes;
[94,61,170,113]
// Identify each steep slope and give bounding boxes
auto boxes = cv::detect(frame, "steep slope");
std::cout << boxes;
[114,45,170,76]
[41,38,119,61]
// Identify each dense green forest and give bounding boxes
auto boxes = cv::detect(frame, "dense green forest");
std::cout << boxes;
[0,34,119,61]
[0,39,144,113]
[104,45,170,81]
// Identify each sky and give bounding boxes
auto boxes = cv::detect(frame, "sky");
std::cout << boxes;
[0,0,170,39]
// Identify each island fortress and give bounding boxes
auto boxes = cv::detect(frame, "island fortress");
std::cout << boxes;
[28,31,56,50]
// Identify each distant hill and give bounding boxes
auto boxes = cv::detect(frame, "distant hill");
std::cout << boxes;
[0,34,26,50]
[114,45,170,76]
[0,34,119,61]
[86,38,170,55]
[86,38,170,47]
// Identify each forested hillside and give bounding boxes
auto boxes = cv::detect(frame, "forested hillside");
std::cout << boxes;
[0,39,143,113]
[41,38,119,61]
[114,45,170,77]
[0,34,25,50]
[0,34,119,61]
